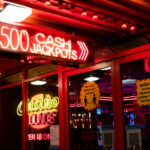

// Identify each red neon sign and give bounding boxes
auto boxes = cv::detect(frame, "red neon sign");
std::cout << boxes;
[28,112,57,129]
[0,24,89,62]
[144,58,150,72]
[28,133,50,141]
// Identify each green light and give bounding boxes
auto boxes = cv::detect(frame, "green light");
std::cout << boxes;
[17,101,22,116]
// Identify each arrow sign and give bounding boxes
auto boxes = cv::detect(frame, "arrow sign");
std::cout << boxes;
[77,41,89,61]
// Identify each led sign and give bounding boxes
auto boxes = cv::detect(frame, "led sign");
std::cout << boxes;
[0,24,89,62]
[17,93,59,129]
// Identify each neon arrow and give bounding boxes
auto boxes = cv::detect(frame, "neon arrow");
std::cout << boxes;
[77,41,89,61]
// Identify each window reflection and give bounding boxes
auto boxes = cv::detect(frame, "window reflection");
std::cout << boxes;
[28,75,59,150]
[68,68,115,150]
[121,58,150,150]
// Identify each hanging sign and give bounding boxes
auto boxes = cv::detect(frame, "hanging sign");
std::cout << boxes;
[0,23,90,62]
[80,82,100,111]
[136,79,150,106]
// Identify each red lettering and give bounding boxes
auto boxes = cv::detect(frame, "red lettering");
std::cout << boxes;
[28,133,50,141]
[10,28,19,50]
[54,37,64,48]
[0,25,87,61]
[20,30,29,52]
[37,133,42,140]
[0,26,29,52]
[35,33,46,44]
[0,26,9,48]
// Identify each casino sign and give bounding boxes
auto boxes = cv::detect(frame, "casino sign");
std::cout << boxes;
[17,93,59,130]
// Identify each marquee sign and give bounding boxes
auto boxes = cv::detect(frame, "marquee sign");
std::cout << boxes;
[17,93,59,130]
[0,23,90,62]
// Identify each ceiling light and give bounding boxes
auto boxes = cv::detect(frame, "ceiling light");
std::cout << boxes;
[93,14,98,20]
[84,76,100,82]
[45,1,51,6]
[100,67,111,71]
[0,2,32,23]
[31,80,47,85]
[121,23,127,29]
[82,10,87,16]
[122,79,136,85]
[130,26,136,32]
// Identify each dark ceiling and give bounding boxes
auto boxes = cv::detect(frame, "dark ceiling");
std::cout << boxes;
[0,0,150,75]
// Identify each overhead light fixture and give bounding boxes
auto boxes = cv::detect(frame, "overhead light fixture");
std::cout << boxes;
[31,80,47,85]
[0,2,32,23]
[121,23,128,29]
[45,1,51,6]
[82,10,87,16]
[100,67,111,71]
[93,14,98,20]
[130,26,136,32]
[122,79,136,85]
[84,76,100,82]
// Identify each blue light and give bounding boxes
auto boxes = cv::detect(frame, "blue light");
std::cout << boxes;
[129,113,135,125]
[97,108,101,115]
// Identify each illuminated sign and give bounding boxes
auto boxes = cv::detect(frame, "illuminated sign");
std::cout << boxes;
[28,133,50,141]
[17,93,59,129]
[0,24,89,62]
[144,58,150,72]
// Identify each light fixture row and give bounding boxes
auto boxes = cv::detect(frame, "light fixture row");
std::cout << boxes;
[35,0,138,32]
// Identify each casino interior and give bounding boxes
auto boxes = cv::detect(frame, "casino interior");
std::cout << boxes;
[0,1,150,150]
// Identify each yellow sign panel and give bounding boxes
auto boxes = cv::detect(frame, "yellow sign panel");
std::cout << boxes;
[137,79,150,106]
[80,82,100,111]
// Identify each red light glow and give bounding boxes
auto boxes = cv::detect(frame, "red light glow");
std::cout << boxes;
[121,23,127,29]
[28,112,57,129]
[144,58,150,72]
[28,133,50,141]
[0,25,89,62]
[82,11,87,16]
[130,26,136,32]
[93,15,98,20]
[77,41,89,61]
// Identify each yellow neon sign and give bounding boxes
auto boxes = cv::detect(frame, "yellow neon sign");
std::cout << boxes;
[17,93,59,116]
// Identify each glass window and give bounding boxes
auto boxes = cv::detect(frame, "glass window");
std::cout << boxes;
[28,74,59,150]
[120,57,150,150]
[0,86,22,150]
[28,64,57,78]
[1,72,22,85]
[68,67,115,150]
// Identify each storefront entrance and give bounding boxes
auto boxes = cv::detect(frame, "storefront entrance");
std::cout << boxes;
[66,62,114,150]
[0,26,150,150]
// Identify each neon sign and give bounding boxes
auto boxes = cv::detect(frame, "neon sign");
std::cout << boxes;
[0,24,89,62]
[144,58,150,72]
[17,93,59,129]
[17,95,59,116]
[28,133,50,141]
